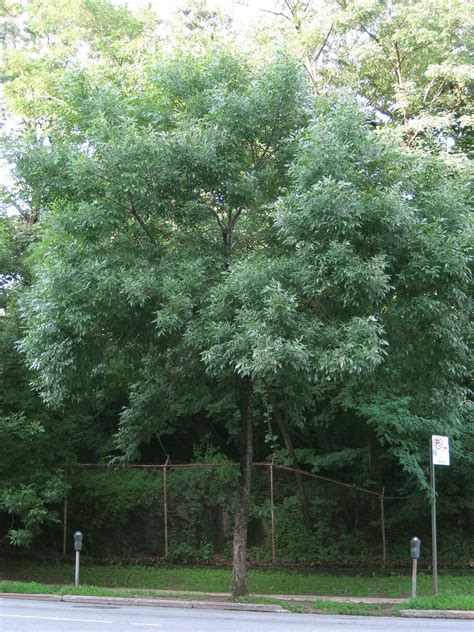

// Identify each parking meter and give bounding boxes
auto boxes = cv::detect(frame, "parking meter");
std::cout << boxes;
[74,531,83,552]
[73,531,83,586]
[410,537,421,598]
[410,537,421,560]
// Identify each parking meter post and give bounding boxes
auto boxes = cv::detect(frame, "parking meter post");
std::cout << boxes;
[73,531,83,587]
[411,558,417,598]
[410,537,421,599]
[75,550,80,586]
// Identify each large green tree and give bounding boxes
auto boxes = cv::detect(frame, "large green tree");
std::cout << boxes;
[13,45,308,594]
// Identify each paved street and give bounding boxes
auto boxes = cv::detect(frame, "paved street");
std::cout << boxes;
[1,598,472,632]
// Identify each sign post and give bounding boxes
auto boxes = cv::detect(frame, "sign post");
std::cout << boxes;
[430,435,450,595]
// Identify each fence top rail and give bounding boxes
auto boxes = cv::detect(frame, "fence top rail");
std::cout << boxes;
[74,463,473,502]
[77,461,382,497]
[78,462,236,469]
[270,463,382,497]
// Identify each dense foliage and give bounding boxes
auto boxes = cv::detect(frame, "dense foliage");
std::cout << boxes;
[0,0,472,594]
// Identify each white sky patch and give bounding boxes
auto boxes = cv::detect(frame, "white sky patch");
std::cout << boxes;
[115,0,278,28]
[0,149,18,216]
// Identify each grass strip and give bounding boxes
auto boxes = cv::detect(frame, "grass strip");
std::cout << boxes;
[0,581,224,601]
[0,562,474,599]
[313,599,392,616]
[1,563,473,599]
[396,593,474,612]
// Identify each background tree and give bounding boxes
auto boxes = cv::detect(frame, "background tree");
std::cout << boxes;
[255,0,473,151]
[0,215,70,546]
[275,96,472,490]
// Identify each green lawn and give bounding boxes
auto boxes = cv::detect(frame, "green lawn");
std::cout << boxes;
[398,593,474,612]
[312,600,390,616]
[0,560,472,599]
[0,581,214,601]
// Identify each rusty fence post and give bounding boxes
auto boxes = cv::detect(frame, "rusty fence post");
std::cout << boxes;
[62,464,68,557]
[380,486,387,565]
[269,461,276,564]
[163,457,169,558]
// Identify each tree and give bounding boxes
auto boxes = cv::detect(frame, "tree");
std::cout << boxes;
[13,45,308,594]
[255,0,473,150]
[274,96,472,490]
[1,0,155,119]
[336,0,472,149]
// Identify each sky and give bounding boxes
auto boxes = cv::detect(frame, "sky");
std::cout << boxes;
[116,0,279,27]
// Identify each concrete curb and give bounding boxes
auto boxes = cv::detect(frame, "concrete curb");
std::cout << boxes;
[3,593,473,619]
[0,590,404,605]
[1,593,62,602]
[400,609,474,620]
[85,588,404,604]
[0,593,286,613]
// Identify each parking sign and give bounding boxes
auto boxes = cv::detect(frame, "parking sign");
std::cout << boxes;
[432,435,450,466]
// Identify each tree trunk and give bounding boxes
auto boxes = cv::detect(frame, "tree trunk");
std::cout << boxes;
[232,374,253,597]
[267,388,313,531]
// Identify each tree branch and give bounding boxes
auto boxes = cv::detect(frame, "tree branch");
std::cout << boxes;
[254,94,285,170]
[359,23,394,67]
[283,0,296,18]
[394,42,403,87]
[127,192,156,245]
[335,0,395,69]
[312,23,334,66]
[208,204,226,234]
[258,8,292,22]
[94,173,157,245]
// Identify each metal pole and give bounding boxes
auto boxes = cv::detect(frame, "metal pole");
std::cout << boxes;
[63,466,68,557]
[75,550,80,586]
[380,486,387,565]
[269,461,276,564]
[411,558,418,598]
[163,458,169,558]
[430,442,438,595]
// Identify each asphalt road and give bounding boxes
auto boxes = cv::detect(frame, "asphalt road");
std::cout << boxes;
[1,598,472,632]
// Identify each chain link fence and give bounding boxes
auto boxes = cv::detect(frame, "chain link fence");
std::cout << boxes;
[61,462,473,565]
